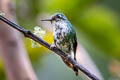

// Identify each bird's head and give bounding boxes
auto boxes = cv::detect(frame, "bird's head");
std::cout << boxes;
[41,13,67,24]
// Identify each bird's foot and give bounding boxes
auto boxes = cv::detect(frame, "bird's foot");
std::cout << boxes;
[50,44,56,50]
[64,55,71,61]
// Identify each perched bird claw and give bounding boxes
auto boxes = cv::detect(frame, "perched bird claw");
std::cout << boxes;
[50,44,56,50]
[65,55,71,61]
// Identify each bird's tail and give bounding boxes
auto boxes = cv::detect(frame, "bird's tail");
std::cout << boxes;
[73,66,78,76]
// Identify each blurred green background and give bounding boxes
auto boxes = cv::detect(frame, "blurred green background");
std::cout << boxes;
[1,0,120,80]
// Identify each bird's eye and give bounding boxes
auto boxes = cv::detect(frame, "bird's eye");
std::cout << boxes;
[57,15,61,18]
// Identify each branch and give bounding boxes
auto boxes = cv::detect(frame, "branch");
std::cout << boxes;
[0,15,99,80]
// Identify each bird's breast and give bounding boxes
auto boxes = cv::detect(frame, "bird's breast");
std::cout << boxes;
[53,22,71,53]
[53,23,69,42]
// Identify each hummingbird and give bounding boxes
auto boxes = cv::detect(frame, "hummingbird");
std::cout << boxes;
[41,13,78,76]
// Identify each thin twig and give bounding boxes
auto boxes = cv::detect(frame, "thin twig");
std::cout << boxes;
[0,15,99,80]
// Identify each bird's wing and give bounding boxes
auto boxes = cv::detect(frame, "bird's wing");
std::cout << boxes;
[73,34,77,61]
[72,34,78,75]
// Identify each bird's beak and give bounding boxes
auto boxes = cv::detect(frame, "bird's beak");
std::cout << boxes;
[41,18,53,24]
[41,19,52,21]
